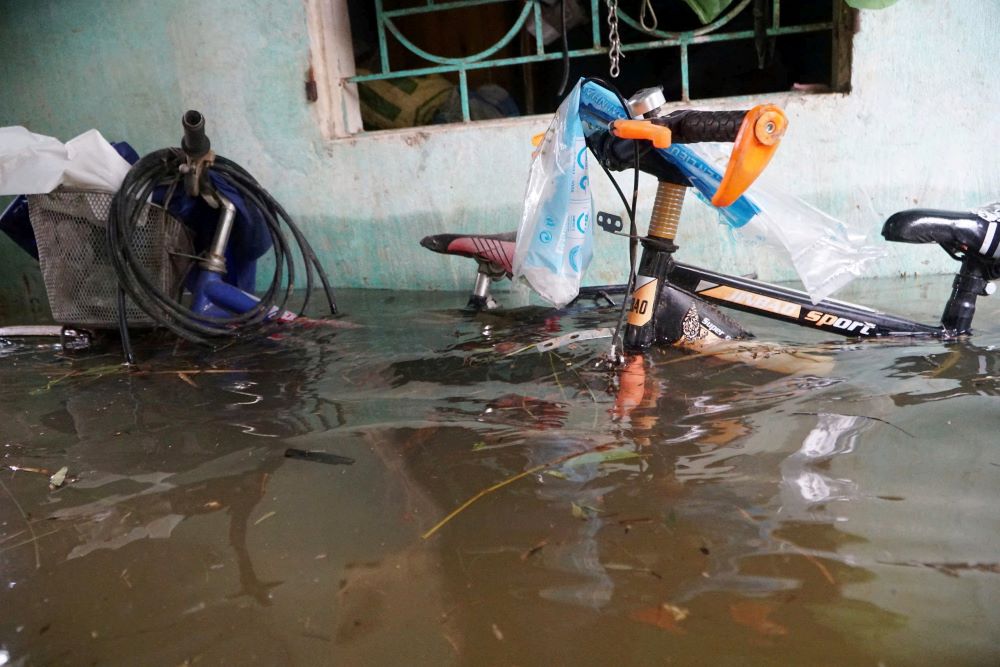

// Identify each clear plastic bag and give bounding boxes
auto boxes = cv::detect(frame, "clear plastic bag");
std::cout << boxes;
[513,81,593,307]
[673,143,887,303]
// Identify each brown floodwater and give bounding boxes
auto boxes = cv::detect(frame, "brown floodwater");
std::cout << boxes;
[0,277,998,666]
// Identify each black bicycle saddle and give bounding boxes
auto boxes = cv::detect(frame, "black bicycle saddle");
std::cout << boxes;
[882,203,1000,260]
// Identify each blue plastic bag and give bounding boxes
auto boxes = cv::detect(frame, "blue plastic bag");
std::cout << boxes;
[513,81,593,308]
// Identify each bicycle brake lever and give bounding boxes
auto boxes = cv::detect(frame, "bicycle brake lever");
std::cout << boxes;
[609,119,673,148]
[712,105,787,207]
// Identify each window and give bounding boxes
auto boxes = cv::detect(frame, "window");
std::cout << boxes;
[315,0,854,135]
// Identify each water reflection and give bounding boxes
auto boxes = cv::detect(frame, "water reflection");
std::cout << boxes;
[779,413,867,516]
[49,447,283,604]
[1,339,333,590]
[360,336,905,661]
[889,342,1000,403]
[1,285,998,664]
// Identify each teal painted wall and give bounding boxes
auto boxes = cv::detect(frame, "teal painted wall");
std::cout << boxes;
[1,0,999,317]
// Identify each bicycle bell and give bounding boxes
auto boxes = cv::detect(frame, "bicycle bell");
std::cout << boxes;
[626,86,668,119]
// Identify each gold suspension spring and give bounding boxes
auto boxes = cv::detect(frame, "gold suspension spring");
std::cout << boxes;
[647,181,687,241]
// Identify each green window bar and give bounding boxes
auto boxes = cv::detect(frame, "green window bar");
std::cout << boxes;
[350,0,836,122]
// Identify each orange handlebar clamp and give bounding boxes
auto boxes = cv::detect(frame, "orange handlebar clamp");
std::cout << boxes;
[711,104,787,207]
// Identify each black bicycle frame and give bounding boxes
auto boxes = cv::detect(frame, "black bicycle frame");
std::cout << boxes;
[667,261,943,338]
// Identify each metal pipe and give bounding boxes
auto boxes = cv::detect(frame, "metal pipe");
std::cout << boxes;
[200,194,237,274]
[468,270,500,310]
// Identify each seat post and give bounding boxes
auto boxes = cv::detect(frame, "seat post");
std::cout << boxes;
[467,268,500,310]
[940,258,993,334]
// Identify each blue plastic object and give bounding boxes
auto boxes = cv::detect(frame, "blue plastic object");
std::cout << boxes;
[577,81,759,227]
[513,81,594,307]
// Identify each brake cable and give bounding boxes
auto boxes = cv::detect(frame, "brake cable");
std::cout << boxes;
[512,79,641,364]
[576,78,641,365]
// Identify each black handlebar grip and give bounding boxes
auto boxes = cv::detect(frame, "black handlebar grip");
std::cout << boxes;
[654,110,747,144]
[181,110,211,158]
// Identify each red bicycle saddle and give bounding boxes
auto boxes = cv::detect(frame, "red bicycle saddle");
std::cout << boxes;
[419,231,517,276]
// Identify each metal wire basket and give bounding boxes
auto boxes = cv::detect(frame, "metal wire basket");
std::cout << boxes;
[27,190,194,329]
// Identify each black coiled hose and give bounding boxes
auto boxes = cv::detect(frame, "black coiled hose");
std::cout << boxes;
[107,146,336,351]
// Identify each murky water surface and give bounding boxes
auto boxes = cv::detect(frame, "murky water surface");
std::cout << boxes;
[1,277,998,666]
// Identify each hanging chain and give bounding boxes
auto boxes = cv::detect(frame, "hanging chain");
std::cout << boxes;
[605,0,623,78]
[639,0,658,33]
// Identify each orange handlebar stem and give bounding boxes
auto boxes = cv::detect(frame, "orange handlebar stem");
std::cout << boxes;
[610,119,673,149]
[711,104,787,208]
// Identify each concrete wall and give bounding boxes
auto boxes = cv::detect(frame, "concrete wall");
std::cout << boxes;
[1,0,999,317]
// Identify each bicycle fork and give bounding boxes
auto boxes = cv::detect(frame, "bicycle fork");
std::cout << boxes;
[623,180,751,351]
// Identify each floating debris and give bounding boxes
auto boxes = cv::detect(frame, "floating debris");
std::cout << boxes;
[284,448,355,466]
[729,600,788,637]
[253,511,277,526]
[571,502,603,520]
[520,538,548,561]
[422,443,636,539]
[630,603,690,634]
[4,456,78,488]
[561,447,642,468]
[877,559,1000,577]
[48,466,69,489]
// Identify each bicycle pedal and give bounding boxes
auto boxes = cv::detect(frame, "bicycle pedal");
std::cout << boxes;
[597,211,624,233]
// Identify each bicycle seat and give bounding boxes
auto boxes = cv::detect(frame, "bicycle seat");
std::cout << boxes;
[882,204,1000,260]
[420,231,517,276]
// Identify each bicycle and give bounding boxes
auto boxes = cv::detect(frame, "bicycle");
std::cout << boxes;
[421,79,1000,357]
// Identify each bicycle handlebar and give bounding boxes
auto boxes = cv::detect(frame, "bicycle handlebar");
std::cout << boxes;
[651,110,747,144]
[606,104,787,207]
[609,107,786,149]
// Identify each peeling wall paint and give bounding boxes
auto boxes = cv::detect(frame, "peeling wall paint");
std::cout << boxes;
[1,0,999,318]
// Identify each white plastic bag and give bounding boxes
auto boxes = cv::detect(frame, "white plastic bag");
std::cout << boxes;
[513,81,593,307]
[0,126,131,195]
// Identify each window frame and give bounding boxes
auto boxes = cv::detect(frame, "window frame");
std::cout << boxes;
[308,0,854,138]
